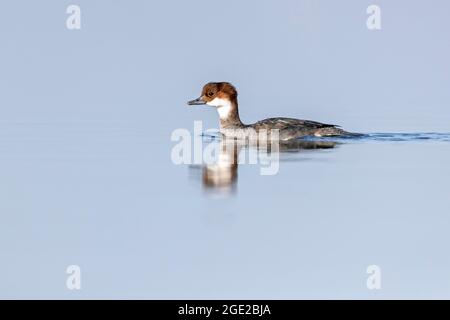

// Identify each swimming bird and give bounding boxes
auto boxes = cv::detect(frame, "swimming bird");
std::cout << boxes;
[188,82,356,141]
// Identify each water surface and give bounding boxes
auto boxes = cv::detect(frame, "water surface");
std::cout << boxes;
[2,0,450,299]
[1,121,450,299]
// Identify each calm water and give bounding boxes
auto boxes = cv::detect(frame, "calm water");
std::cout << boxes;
[2,0,450,299]
[1,120,449,299]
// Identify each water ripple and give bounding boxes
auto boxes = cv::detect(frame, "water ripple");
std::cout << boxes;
[202,131,450,142]
[328,132,450,142]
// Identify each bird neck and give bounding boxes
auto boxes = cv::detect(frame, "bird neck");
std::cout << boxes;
[217,98,244,129]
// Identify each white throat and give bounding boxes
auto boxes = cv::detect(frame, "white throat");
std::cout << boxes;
[207,97,232,120]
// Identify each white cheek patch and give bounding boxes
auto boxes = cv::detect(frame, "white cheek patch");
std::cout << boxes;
[207,98,232,120]
[206,97,226,107]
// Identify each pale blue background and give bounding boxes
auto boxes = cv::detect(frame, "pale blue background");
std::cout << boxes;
[0,0,449,299]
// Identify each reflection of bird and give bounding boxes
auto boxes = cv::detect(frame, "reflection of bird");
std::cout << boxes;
[197,138,338,195]
[276,139,337,152]
[202,139,240,193]
[188,82,359,141]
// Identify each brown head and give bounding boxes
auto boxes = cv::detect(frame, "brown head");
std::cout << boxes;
[188,82,242,127]
[188,82,237,106]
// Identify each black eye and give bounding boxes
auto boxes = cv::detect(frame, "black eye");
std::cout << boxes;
[207,92,214,97]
